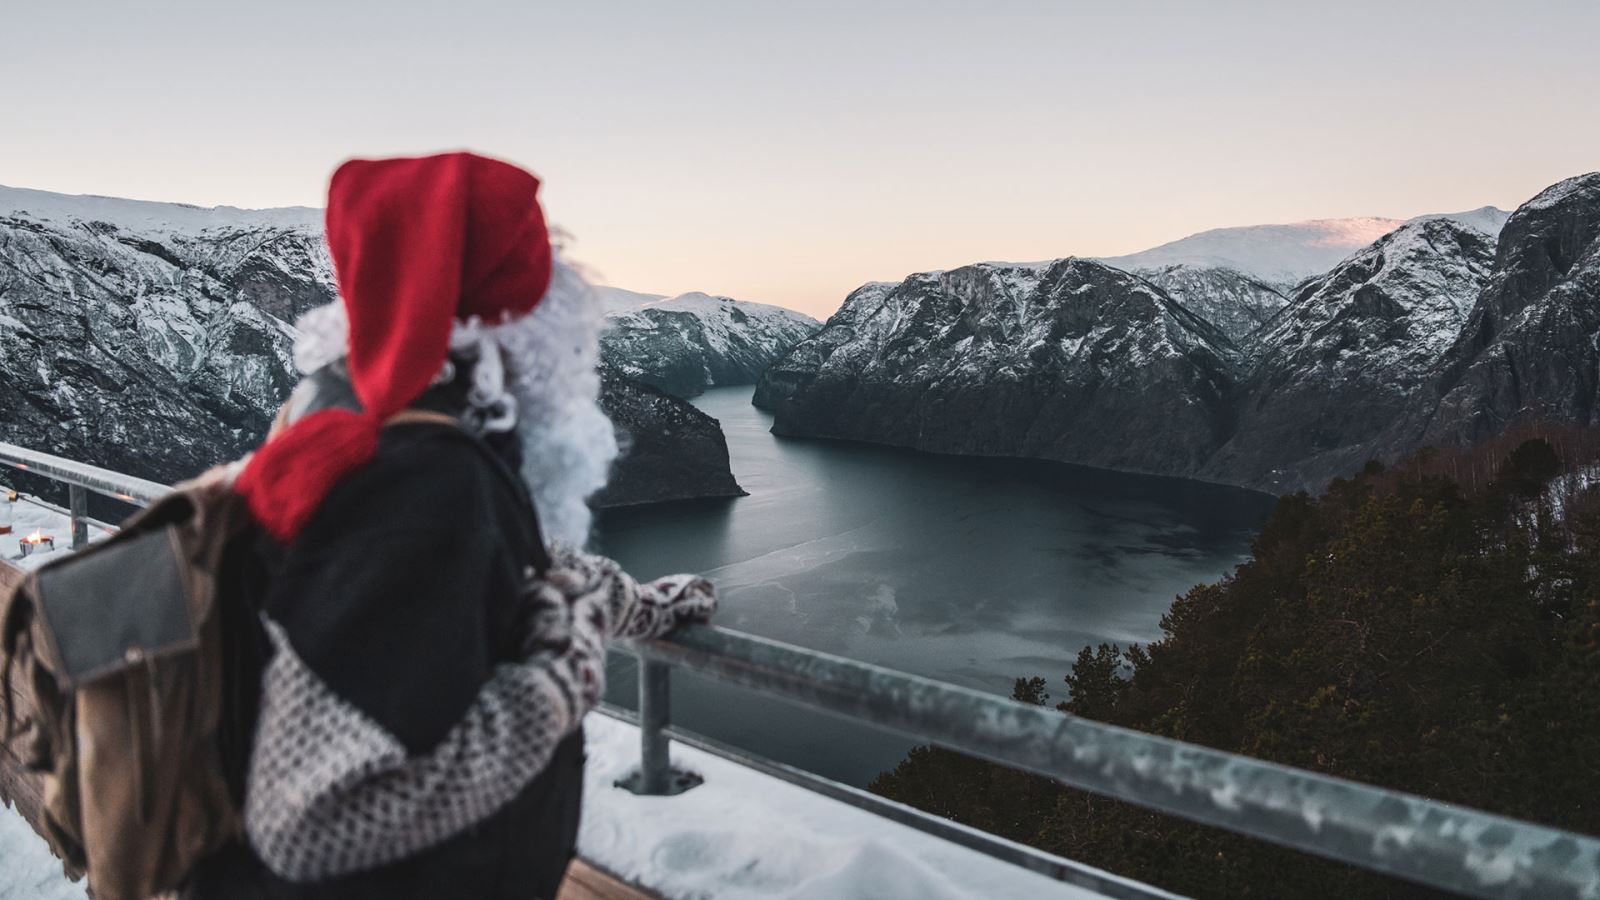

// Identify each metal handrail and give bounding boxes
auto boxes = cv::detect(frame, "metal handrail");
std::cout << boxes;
[4,441,1599,899]
[1,442,167,549]
[0,442,169,506]
[632,627,1600,900]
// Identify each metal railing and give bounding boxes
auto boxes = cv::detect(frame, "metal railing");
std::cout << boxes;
[5,439,1600,900]
[0,443,166,548]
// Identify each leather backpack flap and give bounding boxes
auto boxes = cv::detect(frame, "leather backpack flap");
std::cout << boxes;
[33,528,198,688]
[23,485,208,680]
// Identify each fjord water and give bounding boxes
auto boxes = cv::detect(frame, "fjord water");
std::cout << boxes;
[597,387,1275,786]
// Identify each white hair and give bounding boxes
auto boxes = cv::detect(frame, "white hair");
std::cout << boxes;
[289,255,619,547]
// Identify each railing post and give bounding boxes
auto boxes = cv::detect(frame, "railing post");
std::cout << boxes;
[616,657,702,796]
[69,485,88,549]
[638,659,673,793]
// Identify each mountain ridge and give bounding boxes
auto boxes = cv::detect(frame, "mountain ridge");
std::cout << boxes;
[754,258,1241,479]
[758,174,1594,495]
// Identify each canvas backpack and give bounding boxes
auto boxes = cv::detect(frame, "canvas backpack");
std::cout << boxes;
[1,479,254,900]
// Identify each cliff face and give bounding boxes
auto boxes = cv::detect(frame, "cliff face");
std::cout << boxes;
[0,186,745,507]
[593,364,745,506]
[755,259,1241,478]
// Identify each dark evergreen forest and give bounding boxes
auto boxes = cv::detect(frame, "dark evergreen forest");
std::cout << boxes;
[872,427,1600,898]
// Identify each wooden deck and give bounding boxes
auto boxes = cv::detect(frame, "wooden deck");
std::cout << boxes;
[558,860,659,900]
[0,559,657,900]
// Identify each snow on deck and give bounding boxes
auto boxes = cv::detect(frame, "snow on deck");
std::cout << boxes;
[580,714,1108,900]
[0,805,86,900]
[1,496,111,571]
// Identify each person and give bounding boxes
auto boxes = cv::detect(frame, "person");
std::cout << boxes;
[183,152,715,900]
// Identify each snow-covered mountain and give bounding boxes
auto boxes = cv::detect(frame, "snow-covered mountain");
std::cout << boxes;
[758,177,1592,494]
[1201,218,1497,491]
[1098,206,1509,285]
[600,291,819,397]
[1131,265,1291,346]
[1405,173,1600,450]
[755,260,1241,478]
[0,186,331,482]
[0,186,745,505]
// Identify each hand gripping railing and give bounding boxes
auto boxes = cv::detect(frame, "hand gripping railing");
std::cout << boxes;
[5,440,1600,900]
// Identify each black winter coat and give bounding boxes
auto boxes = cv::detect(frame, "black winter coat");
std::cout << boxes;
[185,421,583,900]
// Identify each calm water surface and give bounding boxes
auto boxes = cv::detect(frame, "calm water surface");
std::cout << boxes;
[596,386,1274,785]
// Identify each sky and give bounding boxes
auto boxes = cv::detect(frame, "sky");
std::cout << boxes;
[5,0,1599,317]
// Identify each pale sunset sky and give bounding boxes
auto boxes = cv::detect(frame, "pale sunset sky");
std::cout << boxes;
[5,0,1598,317]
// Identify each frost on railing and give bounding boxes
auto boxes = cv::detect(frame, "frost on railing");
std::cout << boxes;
[5,440,1600,900]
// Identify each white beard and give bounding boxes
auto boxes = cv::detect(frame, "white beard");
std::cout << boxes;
[288,256,618,548]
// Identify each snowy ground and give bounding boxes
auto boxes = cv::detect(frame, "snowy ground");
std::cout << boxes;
[0,805,85,900]
[0,714,1121,899]
[579,714,1110,900]
[0,494,110,571]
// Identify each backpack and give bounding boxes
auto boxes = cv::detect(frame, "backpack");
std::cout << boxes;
[1,480,253,900]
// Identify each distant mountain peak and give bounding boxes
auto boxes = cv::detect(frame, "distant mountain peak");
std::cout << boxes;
[1097,207,1509,284]
[595,285,815,321]
[0,183,323,236]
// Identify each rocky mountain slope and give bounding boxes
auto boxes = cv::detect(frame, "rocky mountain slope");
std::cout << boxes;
[0,186,745,507]
[1404,173,1600,449]
[1131,264,1291,346]
[1200,218,1497,491]
[599,291,818,397]
[755,259,1241,477]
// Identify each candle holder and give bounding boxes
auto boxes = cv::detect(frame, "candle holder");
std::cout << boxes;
[19,532,55,558]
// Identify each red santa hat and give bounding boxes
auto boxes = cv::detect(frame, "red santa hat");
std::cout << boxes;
[234,151,553,541]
